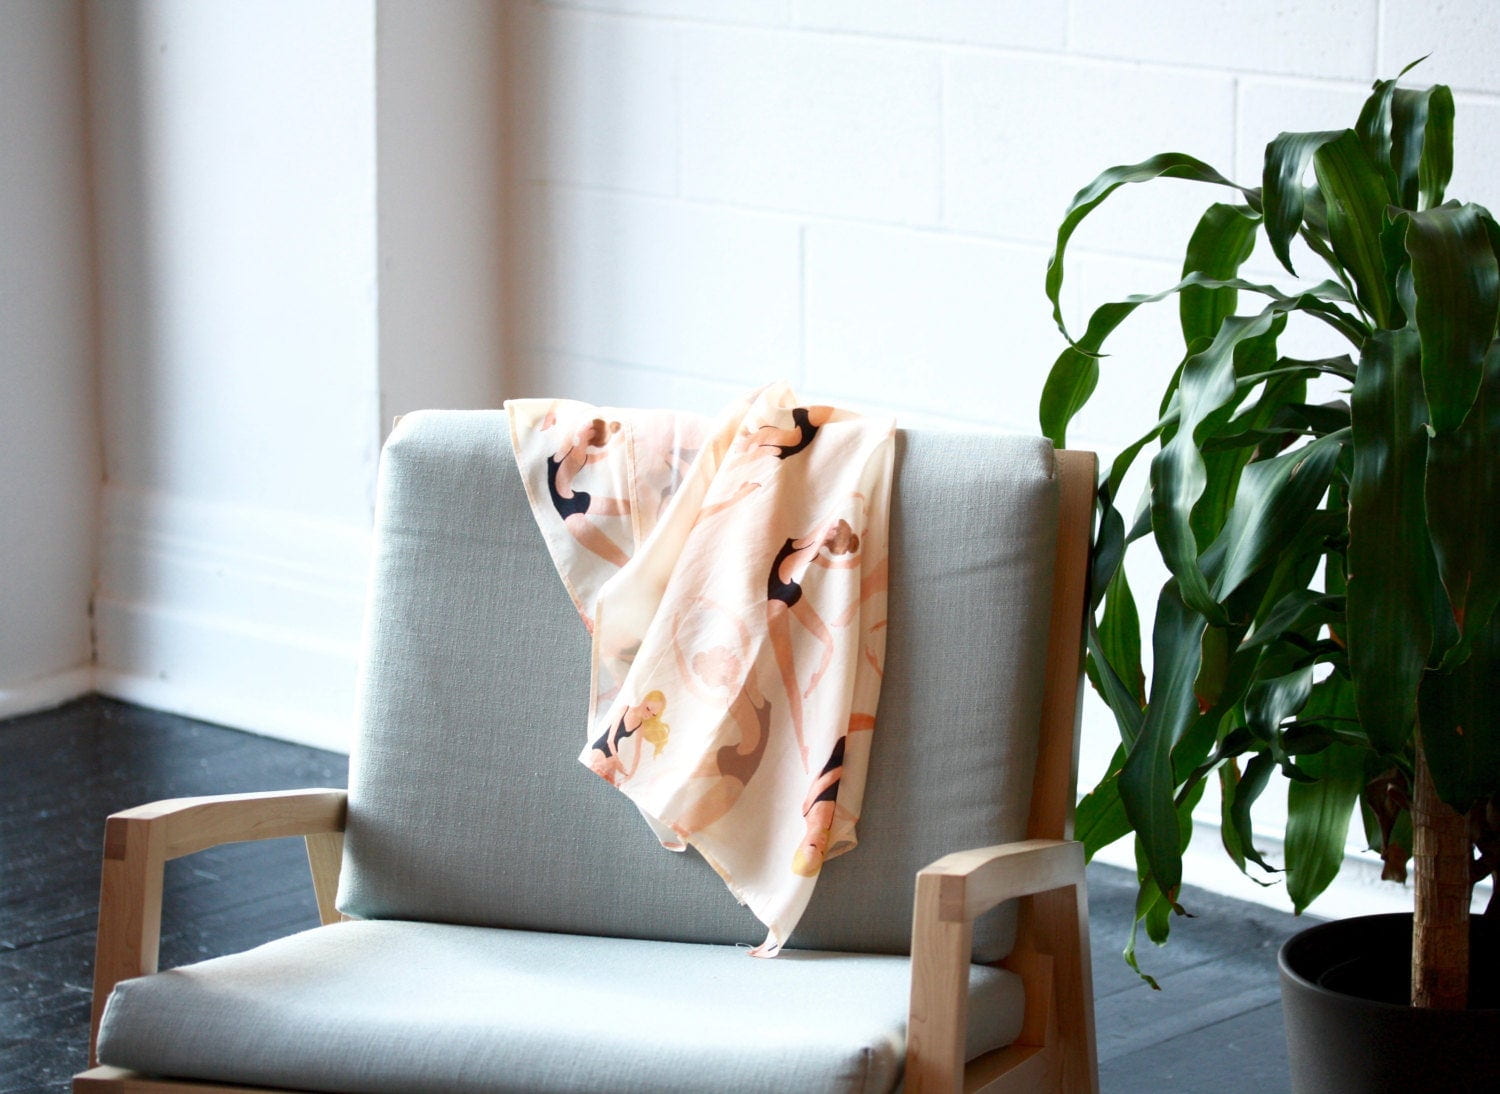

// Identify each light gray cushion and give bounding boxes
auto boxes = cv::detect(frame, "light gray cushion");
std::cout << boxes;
[97,920,1025,1094]
[338,412,1060,961]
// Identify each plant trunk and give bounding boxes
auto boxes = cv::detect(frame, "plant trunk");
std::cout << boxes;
[1411,739,1470,1009]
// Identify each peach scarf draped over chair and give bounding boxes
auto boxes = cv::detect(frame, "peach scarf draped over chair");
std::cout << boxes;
[506,383,894,955]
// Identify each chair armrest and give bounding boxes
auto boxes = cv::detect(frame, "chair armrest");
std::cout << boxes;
[906,838,1086,1093]
[89,789,347,1065]
[915,838,1084,924]
[105,787,347,860]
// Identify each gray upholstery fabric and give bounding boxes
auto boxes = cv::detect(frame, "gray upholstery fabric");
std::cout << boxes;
[338,411,1060,961]
[98,920,1025,1094]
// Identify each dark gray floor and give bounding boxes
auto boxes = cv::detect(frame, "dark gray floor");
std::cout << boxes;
[1089,868,1307,1092]
[1,696,1311,1092]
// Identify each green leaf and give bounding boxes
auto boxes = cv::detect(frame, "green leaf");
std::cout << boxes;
[1417,87,1454,209]
[1118,582,1208,902]
[1039,352,1097,450]
[1040,282,1201,449]
[1425,341,1500,661]
[1124,778,1207,985]
[1245,665,1315,745]
[1189,320,1292,550]
[1169,699,1227,791]
[1151,311,1284,621]
[1401,204,1500,434]
[1142,875,1175,944]
[1418,612,1500,812]
[1221,752,1278,873]
[1390,84,1455,210]
[1262,131,1346,274]
[1193,623,1232,715]
[1098,565,1146,709]
[1356,60,1431,201]
[1390,88,1433,210]
[1347,328,1434,753]
[1205,430,1348,602]
[1300,189,1366,306]
[1239,509,1345,660]
[1356,75,1402,199]
[1180,203,1261,346]
[1206,396,1352,454]
[1242,589,1345,654]
[1285,730,1365,912]
[1039,269,1361,446]
[1086,624,1146,751]
[1237,279,1366,345]
[1047,153,1253,340]
[1140,289,1361,628]
[1281,397,1355,434]
[1123,879,1167,991]
[1091,497,1128,614]
[1314,130,1397,327]
[1041,282,1190,448]
[1077,760,1132,859]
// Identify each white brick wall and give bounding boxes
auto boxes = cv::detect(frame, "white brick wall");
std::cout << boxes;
[679,26,943,222]
[505,0,1500,431]
[794,0,1067,49]
[803,222,1053,428]
[511,184,802,382]
[557,0,791,24]
[942,53,1236,253]
[1069,0,1380,80]
[1381,0,1500,92]
[508,5,680,194]
[501,0,1500,904]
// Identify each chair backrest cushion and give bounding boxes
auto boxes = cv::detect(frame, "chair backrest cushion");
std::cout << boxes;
[337,411,1059,961]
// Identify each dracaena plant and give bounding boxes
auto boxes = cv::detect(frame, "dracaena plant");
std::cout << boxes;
[1042,63,1500,1007]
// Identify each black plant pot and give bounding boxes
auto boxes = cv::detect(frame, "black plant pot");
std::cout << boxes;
[1279,912,1500,1093]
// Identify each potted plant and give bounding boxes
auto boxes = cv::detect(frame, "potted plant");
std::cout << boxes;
[1040,64,1500,1091]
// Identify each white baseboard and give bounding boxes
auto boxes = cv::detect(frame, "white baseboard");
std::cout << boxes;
[93,486,369,753]
[0,666,95,721]
[95,667,352,753]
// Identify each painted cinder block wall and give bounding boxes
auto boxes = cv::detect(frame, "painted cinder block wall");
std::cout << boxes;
[500,0,1500,446]
[5,0,1498,908]
[0,3,99,719]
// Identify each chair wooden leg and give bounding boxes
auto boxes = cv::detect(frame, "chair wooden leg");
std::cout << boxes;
[907,869,976,1092]
[90,819,166,1066]
[304,831,345,925]
[1020,882,1099,1093]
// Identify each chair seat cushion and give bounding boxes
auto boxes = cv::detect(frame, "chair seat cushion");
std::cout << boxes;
[97,920,1025,1094]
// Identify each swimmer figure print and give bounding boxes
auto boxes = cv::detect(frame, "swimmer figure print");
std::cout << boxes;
[506,383,893,956]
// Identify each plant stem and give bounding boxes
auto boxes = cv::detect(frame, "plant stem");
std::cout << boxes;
[1411,737,1470,1009]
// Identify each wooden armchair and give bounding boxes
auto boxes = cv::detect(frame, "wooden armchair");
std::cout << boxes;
[75,414,1098,1094]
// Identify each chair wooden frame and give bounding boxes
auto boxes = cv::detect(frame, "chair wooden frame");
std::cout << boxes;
[74,449,1099,1094]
